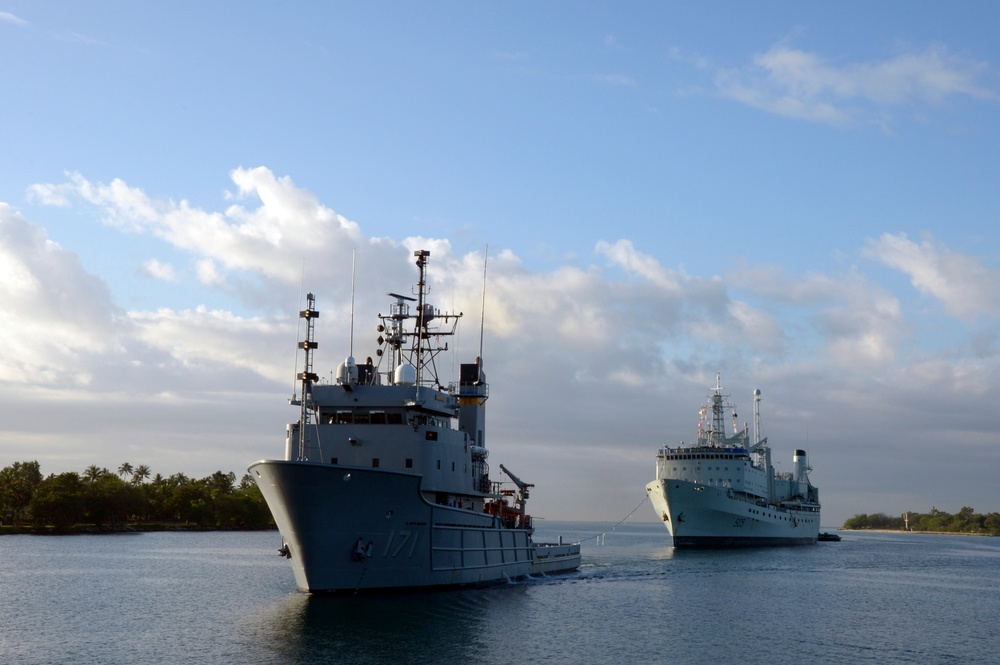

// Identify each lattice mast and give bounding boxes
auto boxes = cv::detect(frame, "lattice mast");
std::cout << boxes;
[297,293,320,460]
[414,249,429,386]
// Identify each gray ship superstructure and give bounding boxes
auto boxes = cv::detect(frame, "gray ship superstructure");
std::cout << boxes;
[645,376,820,547]
[250,250,580,592]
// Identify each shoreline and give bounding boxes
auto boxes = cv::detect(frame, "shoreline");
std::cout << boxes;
[0,524,277,536]
[840,528,995,537]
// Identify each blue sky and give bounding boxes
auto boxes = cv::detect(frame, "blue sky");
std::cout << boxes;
[2,2,999,526]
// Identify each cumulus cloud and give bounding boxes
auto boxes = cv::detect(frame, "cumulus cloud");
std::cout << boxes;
[129,306,293,384]
[0,203,123,384]
[142,258,177,281]
[597,239,685,294]
[711,43,996,125]
[817,274,906,366]
[8,171,815,439]
[31,171,786,391]
[729,262,846,304]
[30,168,365,292]
[730,261,906,368]
[6,174,964,395]
[864,232,1000,321]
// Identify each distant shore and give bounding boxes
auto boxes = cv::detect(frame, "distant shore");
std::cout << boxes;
[0,523,276,536]
[840,528,994,537]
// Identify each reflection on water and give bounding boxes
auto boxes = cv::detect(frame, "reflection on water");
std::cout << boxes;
[246,588,504,664]
[3,525,999,664]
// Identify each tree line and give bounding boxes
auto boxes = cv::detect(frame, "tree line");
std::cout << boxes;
[843,506,1000,535]
[0,460,274,533]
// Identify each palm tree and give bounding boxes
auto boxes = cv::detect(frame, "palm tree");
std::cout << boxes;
[117,462,133,479]
[84,465,104,483]
[205,471,236,493]
[168,472,189,487]
[0,461,42,525]
[132,464,151,485]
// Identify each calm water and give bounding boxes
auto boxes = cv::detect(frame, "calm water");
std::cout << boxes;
[1,522,997,664]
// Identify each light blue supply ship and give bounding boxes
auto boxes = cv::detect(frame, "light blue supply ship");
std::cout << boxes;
[250,250,580,592]
[646,377,821,548]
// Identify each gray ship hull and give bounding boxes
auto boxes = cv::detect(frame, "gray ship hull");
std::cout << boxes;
[251,460,579,592]
[646,478,819,549]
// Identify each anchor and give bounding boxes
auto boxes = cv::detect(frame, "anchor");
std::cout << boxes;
[352,537,374,561]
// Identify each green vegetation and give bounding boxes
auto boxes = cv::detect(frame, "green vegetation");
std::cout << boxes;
[843,507,1000,535]
[0,460,274,534]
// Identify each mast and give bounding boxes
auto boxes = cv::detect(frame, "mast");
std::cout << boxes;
[297,293,320,460]
[753,388,762,448]
[414,249,429,386]
[710,373,725,447]
[752,387,773,503]
[375,250,461,388]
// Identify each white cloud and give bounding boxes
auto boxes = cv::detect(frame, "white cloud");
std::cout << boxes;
[25,182,71,206]
[730,261,907,369]
[129,306,292,384]
[0,203,124,384]
[31,168,365,293]
[818,281,905,366]
[864,232,1000,321]
[142,258,177,281]
[727,300,785,356]
[712,44,996,125]
[0,11,28,26]
[195,258,224,287]
[596,239,685,295]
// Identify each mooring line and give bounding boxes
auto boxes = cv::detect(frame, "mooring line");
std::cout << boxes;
[577,493,650,544]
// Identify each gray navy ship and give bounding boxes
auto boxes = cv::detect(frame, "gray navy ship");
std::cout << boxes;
[646,376,820,547]
[250,250,580,592]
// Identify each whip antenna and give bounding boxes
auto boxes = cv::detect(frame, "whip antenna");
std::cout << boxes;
[478,245,488,368]
[349,248,357,356]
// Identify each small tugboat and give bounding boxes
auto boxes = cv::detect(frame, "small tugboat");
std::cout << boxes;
[818,532,841,542]
[250,249,580,592]
[645,376,821,547]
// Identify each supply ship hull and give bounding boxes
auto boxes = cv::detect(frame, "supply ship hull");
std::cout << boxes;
[646,477,819,548]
